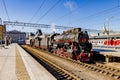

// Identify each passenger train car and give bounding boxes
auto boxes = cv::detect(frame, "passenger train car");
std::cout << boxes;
[29,28,93,62]
[89,34,120,47]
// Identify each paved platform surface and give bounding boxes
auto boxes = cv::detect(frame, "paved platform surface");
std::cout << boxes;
[0,44,56,80]
[93,47,120,57]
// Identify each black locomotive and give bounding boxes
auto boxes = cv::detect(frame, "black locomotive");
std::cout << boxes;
[29,28,93,62]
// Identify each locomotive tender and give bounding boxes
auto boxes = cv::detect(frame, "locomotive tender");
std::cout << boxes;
[30,28,93,62]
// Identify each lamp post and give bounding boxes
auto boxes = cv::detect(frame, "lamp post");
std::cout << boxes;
[105,16,114,48]
[106,16,114,35]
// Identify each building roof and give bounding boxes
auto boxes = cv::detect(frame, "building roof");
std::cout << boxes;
[6,30,26,34]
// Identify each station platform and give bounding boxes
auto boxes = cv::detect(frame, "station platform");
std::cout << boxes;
[93,46,120,62]
[93,46,120,57]
[0,43,56,80]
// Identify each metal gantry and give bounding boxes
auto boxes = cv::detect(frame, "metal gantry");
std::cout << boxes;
[3,21,74,29]
[3,21,104,34]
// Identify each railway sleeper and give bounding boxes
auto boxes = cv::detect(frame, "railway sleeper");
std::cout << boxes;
[97,65,107,69]
[99,70,105,74]
[112,74,120,79]
[101,71,107,74]
[89,66,94,70]
[108,67,119,72]
[109,68,115,71]
[91,67,96,71]
[104,72,111,75]
[114,75,120,79]
[84,64,88,67]
[112,69,119,73]
[102,66,107,69]
[61,72,67,76]
[95,68,120,77]
[86,65,91,68]
[94,69,100,72]
[59,71,64,74]
[64,74,69,78]
[66,76,73,80]
[117,76,120,79]
[92,68,98,71]
[97,65,118,73]
[77,62,83,65]
[109,73,118,77]
[97,69,102,72]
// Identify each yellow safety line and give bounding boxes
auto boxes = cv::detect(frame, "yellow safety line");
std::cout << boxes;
[16,46,30,80]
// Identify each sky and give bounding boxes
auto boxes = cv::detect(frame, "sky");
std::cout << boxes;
[0,0,120,34]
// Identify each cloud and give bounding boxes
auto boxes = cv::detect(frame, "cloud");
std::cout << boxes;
[64,1,77,11]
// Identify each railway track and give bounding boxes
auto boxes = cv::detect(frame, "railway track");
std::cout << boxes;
[52,54,120,80]
[22,45,120,80]
[59,55,120,79]
[54,52,120,80]
[22,45,80,80]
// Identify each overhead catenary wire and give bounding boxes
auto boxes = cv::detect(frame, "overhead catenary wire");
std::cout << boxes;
[118,0,120,7]
[48,1,120,27]
[57,5,120,31]
[29,0,46,22]
[2,0,10,21]
[67,6,120,25]
[87,11,120,26]
[69,11,120,31]
[36,0,61,23]
[65,0,120,25]
[50,4,88,23]
[75,9,120,32]
[85,16,120,32]
[52,8,80,21]
[78,7,120,25]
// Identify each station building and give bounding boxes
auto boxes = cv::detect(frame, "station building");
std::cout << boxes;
[5,30,26,44]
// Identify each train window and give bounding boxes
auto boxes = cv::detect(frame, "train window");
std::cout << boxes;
[111,37,114,39]
[116,37,120,39]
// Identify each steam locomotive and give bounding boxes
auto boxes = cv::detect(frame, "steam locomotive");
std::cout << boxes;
[29,28,93,62]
